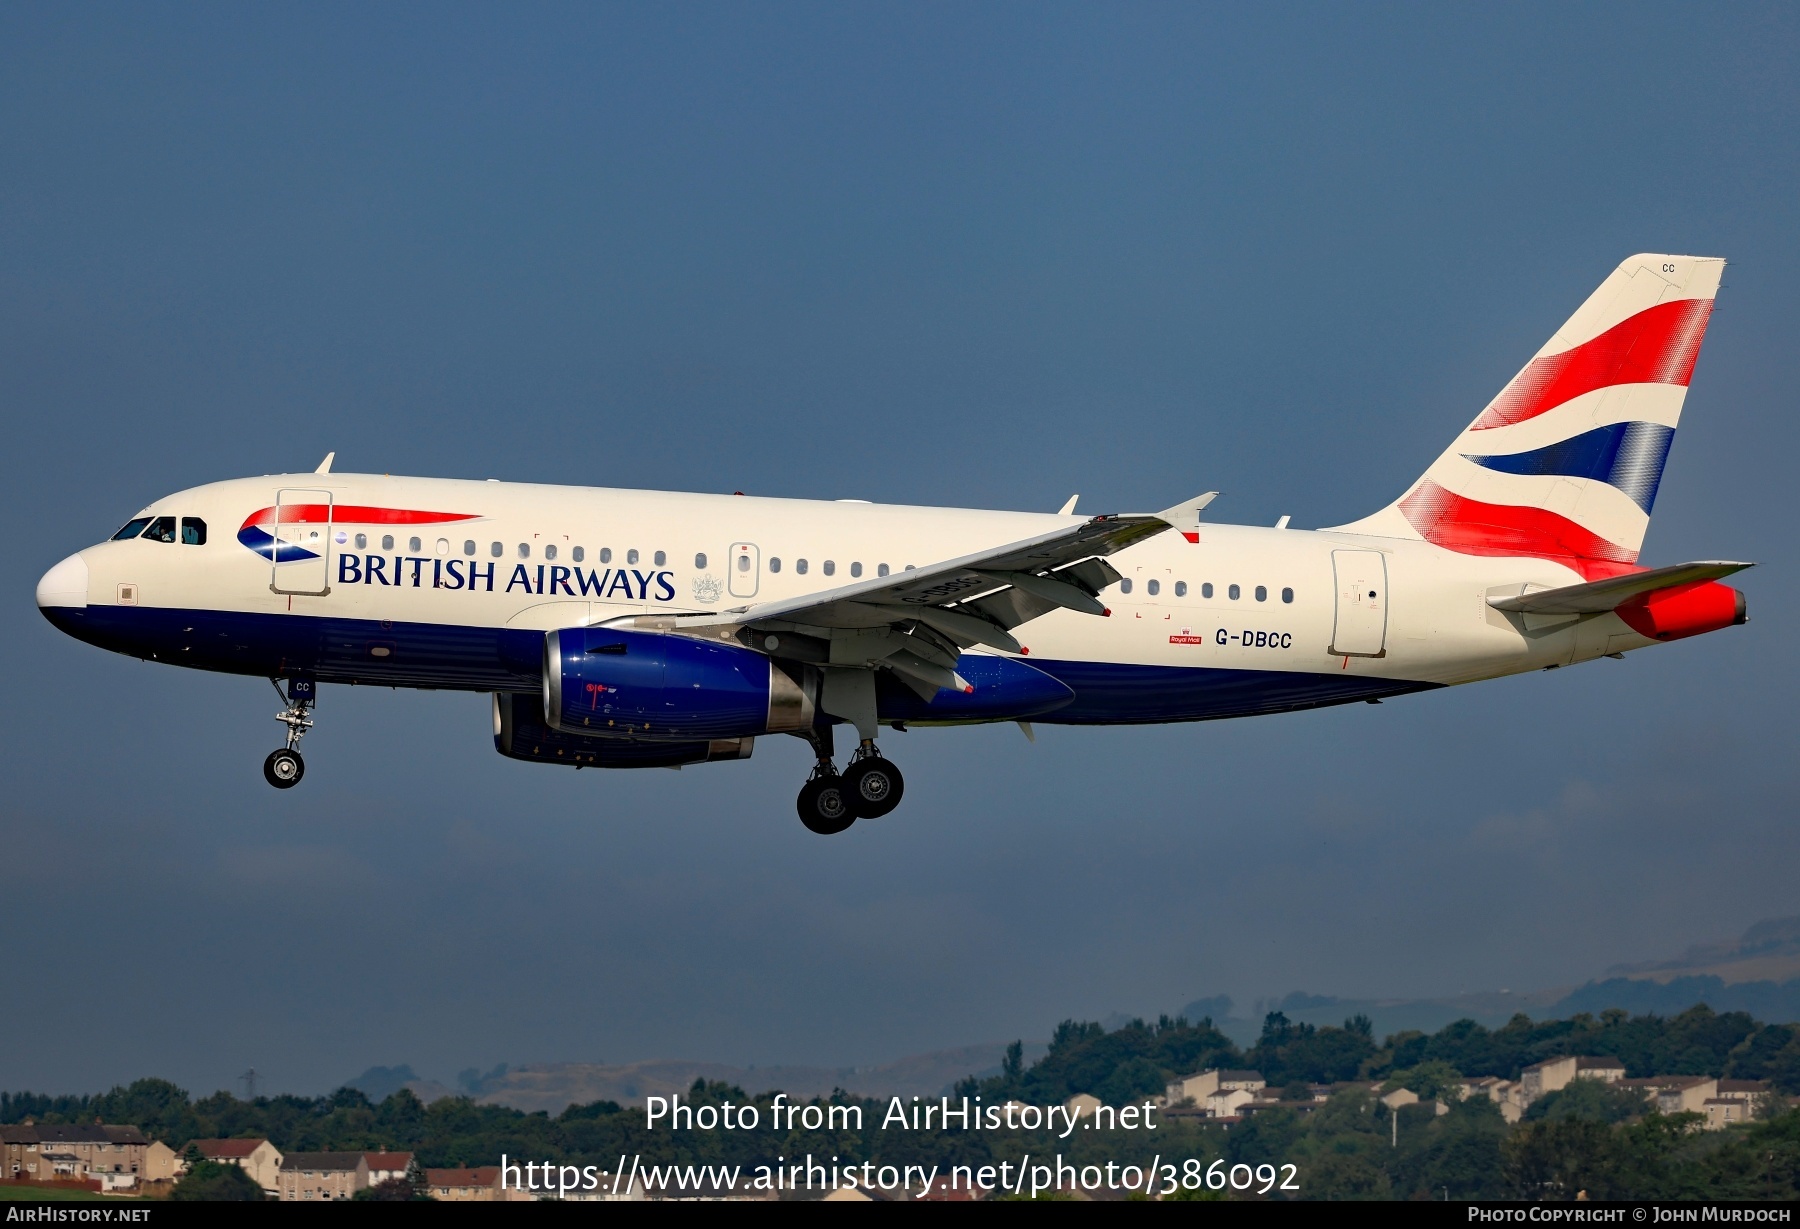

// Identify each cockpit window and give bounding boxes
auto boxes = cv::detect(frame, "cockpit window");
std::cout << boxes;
[111,517,152,541]
[181,517,207,545]
[142,516,178,543]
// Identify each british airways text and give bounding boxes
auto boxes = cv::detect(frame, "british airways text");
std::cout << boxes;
[337,555,677,601]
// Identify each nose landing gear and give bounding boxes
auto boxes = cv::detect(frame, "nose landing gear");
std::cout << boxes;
[264,678,315,790]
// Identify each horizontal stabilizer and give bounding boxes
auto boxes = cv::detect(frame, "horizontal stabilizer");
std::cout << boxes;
[1488,561,1753,615]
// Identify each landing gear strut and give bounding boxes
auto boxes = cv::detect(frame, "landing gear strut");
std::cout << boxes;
[793,728,905,834]
[264,678,315,790]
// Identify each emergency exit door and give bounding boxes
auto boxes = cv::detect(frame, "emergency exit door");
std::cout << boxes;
[1330,549,1387,657]
[728,542,760,598]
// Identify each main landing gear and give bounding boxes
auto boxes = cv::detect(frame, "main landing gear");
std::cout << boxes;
[795,729,905,835]
[264,678,315,790]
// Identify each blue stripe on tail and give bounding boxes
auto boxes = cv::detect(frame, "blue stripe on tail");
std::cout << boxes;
[1462,421,1674,513]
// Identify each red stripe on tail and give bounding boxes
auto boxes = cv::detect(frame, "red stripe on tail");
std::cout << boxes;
[1470,298,1713,431]
[1398,481,1637,580]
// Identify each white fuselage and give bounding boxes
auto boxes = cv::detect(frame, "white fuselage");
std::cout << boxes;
[40,471,1654,727]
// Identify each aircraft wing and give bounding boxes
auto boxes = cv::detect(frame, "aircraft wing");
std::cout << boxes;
[612,509,1182,698]
[1487,560,1754,615]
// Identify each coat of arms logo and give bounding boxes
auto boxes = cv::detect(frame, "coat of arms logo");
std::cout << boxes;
[692,574,723,604]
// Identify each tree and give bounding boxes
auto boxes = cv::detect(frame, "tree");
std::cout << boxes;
[355,1176,429,1201]
[169,1160,264,1201]
[1504,1118,1621,1200]
[1522,1079,1649,1125]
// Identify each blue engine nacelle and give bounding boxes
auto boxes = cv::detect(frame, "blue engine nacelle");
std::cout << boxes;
[494,692,755,768]
[544,626,813,741]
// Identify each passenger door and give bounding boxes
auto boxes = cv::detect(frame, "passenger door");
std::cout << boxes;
[270,488,333,596]
[1330,549,1387,657]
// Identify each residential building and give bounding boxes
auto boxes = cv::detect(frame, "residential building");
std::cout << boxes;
[1165,1069,1265,1106]
[426,1166,503,1202]
[363,1152,416,1189]
[1617,1076,1717,1116]
[1518,1056,1626,1104]
[1064,1093,1103,1120]
[1457,1077,1523,1118]
[1204,1086,1257,1118]
[189,1139,283,1193]
[278,1152,369,1201]
[0,1124,166,1187]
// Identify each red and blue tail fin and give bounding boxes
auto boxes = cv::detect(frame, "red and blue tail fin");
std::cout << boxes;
[1333,254,1724,579]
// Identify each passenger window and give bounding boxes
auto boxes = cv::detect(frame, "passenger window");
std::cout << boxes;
[517,543,530,558]
[111,517,152,541]
[878,563,889,577]
[1174,581,1187,597]
[436,538,449,556]
[823,560,835,576]
[627,549,639,565]
[1255,585,1267,602]
[490,541,503,557]
[1146,579,1160,596]
[1202,582,1214,599]
[572,546,584,562]
[354,533,368,549]
[181,518,207,545]
[654,550,666,567]
[381,534,395,551]
[599,547,612,563]
[851,562,863,578]
[1228,584,1240,600]
[904,564,915,571]
[796,559,809,575]
[1282,587,1294,604]
[1120,578,1133,594]
[404,536,419,552]
[769,557,781,573]
[464,540,477,556]
[143,516,177,543]
[694,552,707,569]
[545,544,558,561]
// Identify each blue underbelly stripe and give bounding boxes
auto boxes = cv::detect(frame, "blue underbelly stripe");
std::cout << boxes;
[41,605,1440,724]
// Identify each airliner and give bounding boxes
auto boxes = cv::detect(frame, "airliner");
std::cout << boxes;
[36,254,1750,833]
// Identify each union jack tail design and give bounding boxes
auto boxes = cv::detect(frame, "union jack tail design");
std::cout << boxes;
[1334,254,1724,579]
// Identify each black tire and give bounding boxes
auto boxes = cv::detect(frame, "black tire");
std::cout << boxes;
[797,776,855,835]
[843,756,904,818]
[263,749,304,789]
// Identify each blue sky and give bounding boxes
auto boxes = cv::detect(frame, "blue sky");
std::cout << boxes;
[3,3,1797,1095]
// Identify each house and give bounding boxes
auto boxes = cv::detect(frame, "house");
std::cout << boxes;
[189,1139,283,1192]
[426,1166,503,1202]
[559,1174,647,1202]
[278,1152,369,1201]
[0,1123,168,1188]
[1704,1098,1750,1130]
[1204,1086,1257,1118]
[1617,1076,1717,1116]
[1165,1069,1265,1106]
[363,1152,416,1189]
[1518,1056,1626,1104]
[1456,1077,1525,1123]
[1064,1094,1103,1120]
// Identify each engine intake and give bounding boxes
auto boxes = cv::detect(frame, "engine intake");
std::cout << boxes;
[544,626,813,740]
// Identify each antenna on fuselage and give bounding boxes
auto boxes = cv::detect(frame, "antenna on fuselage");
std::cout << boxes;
[314,452,335,474]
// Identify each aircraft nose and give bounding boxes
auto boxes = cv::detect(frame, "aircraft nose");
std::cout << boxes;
[36,553,89,610]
